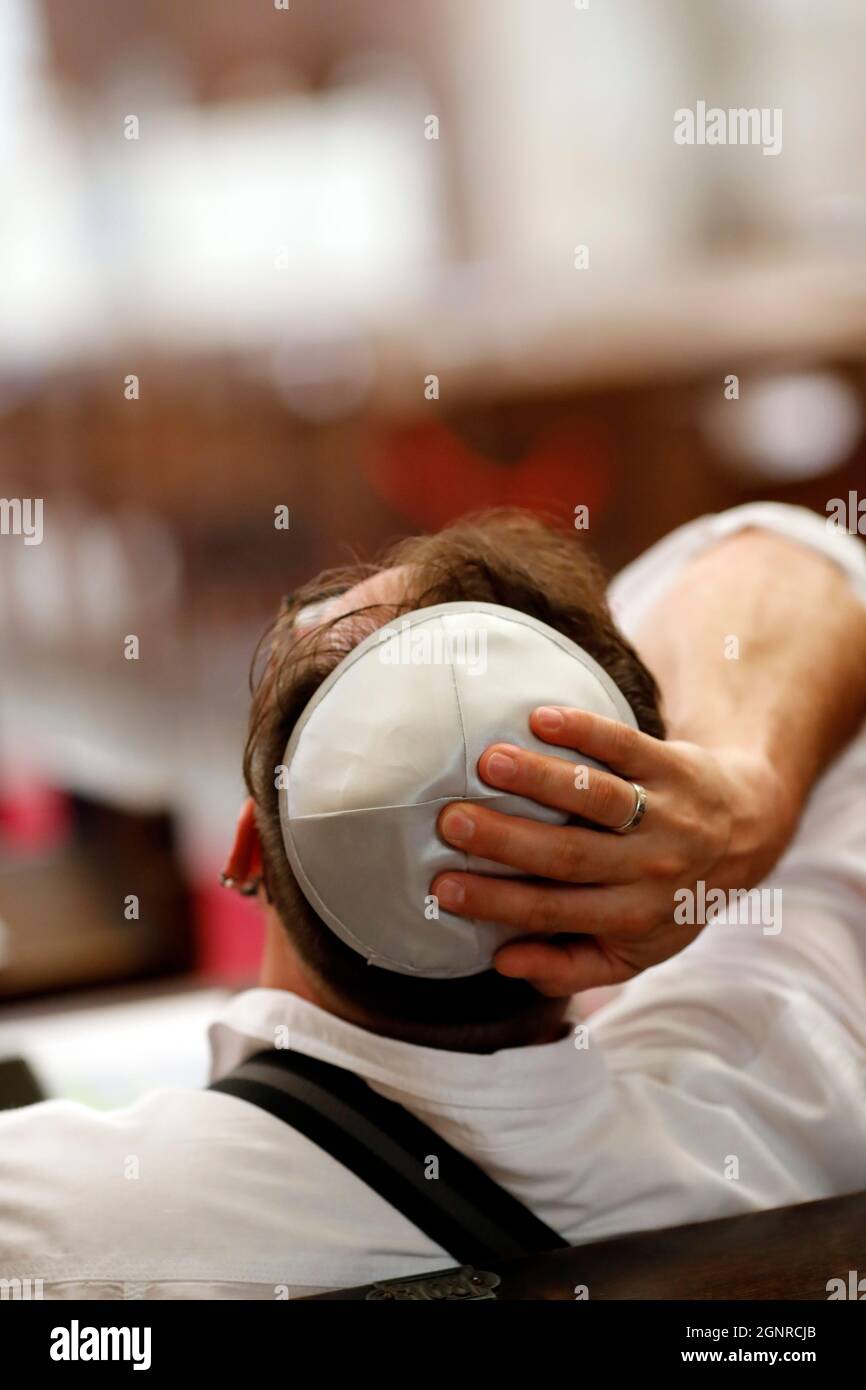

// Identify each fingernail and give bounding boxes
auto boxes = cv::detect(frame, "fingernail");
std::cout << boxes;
[441,809,475,844]
[436,878,465,910]
[486,750,517,784]
[535,706,564,731]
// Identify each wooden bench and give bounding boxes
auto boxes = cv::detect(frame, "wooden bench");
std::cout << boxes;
[304,1190,866,1300]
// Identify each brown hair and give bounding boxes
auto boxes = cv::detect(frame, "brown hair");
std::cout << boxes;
[244,511,664,1051]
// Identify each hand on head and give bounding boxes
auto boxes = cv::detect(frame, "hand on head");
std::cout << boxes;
[433,705,785,996]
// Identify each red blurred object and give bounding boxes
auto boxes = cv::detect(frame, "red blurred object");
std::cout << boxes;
[0,783,73,855]
[192,879,265,980]
[366,422,611,531]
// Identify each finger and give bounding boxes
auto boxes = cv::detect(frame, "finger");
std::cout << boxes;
[430,871,629,934]
[493,936,634,995]
[478,743,643,830]
[437,803,632,884]
[530,707,664,779]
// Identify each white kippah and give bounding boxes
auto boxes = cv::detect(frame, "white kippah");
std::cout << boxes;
[279,602,637,979]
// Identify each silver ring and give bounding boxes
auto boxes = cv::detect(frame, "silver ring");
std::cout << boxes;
[613,781,648,834]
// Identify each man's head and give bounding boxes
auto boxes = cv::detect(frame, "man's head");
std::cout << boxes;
[241,511,664,1051]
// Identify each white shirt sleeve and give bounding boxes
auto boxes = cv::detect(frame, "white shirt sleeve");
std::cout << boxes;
[608,501,866,643]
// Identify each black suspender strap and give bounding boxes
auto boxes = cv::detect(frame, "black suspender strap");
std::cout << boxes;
[209,1047,568,1266]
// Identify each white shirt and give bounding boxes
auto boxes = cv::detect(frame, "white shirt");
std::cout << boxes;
[2,503,866,1300]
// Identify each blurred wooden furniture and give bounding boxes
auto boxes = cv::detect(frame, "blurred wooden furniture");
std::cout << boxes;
[0,796,194,1001]
[304,1190,866,1300]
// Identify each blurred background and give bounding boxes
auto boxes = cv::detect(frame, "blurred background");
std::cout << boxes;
[1,0,865,1100]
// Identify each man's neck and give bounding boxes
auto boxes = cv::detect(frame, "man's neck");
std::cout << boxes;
[258,914,570,1052]
[259,917,323,1005]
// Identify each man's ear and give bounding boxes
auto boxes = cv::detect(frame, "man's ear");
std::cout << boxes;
[222,797,264,886]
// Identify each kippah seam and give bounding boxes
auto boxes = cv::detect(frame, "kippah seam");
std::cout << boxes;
[287,791,537,820]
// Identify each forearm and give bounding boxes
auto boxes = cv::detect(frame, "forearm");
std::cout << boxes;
[633,528,866,808]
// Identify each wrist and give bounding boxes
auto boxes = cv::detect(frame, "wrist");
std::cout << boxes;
[711,744,800,883]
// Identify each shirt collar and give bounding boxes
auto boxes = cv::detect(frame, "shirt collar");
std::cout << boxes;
[208,987,605,1112]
